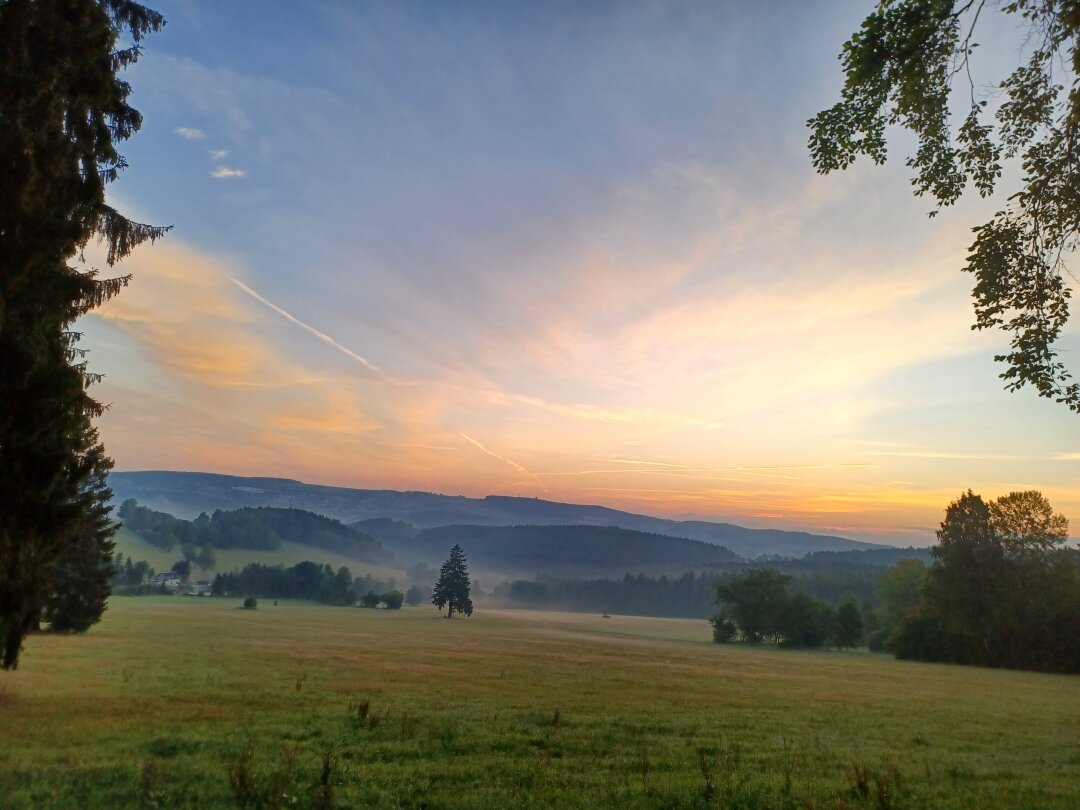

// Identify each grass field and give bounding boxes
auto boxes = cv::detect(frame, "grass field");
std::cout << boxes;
[111,526,404,582]
[1,598,1078,808]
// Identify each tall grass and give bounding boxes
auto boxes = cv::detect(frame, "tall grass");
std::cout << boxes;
[1,599,1077,808]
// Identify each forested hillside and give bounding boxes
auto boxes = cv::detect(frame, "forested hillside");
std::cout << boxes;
[491,546,930,618]
[379,523,739,577]
[110,471,883,557]
[118,501,391,564]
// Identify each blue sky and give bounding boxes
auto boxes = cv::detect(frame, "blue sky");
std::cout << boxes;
[84,1,1079,545]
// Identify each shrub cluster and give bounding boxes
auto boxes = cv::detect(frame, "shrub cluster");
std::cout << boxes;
[710,568,863,649]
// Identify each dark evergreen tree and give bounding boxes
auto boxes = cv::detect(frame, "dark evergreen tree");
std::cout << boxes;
[0,0,167,669]
[40,419,116,633]
[432,545,473,618]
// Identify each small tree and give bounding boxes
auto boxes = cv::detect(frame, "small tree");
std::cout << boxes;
[381,590,404,610]
[833,600,864,650]
[709,615,738,643]
[171,559,192,583]
[872,559,928,650]
[713,569,790,644]
[195,543,216,576]
[404,584,425,606]
[432,545,473,618]
[779,593,834,649]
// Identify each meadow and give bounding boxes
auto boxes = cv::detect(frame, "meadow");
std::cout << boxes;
[1,598,1078,809]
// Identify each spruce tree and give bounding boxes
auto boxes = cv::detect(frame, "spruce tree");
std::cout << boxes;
[41,418,117,633]
[0,0,167,669]
[432,545,473,618]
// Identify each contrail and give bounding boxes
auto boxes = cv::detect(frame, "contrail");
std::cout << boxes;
[459,432,548,492]
[592,458,688,468]
[228,276,382,374]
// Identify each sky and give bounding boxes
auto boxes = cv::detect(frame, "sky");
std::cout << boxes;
[82,1,1080,547]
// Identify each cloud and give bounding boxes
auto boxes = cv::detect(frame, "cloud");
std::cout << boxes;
[593,458,688,468]
[459,432,547,491]
[175,127,205,140]
[228,277,382,373]
[211,166,246,179]
[209,149,230,160]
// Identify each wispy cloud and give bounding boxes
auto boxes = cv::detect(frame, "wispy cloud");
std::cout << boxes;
[593,458,688,468]
[862,451,1040,461]
[89,9,1080,543]
[459,432,547,491]
[175,127,205,140]
[537,469,694,478]
[211,166,246,179]
[227,277,382,373]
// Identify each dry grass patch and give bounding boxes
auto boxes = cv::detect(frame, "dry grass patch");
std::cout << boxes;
[1,597,1077,808]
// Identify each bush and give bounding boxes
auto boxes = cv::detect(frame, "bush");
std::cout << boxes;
[779,593,833,649]
[381,590,404,610]
[709,615,738,643]
[243,597,258,610]
[866,628,889,653]
[890,612,960,663]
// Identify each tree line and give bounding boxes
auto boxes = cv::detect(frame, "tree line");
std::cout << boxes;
[889,491,1079,673]
[711,491,1079,673]
[710,569,863,649]
[489,548,930,619]
[118,500,390,562]
[211,561,410,609]
[381,523,738,577]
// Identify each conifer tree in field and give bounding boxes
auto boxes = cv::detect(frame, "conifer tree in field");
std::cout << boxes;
[0,0,168,669]
[432,545,473,618]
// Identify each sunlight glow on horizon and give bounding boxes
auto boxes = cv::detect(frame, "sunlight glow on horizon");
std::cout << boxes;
[80,1,1079,547]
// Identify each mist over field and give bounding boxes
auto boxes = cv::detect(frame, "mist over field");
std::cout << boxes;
[4,1,1080,808]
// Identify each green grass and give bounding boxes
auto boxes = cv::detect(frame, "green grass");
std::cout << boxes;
[1,599,1078,808]
[112,525,404,581]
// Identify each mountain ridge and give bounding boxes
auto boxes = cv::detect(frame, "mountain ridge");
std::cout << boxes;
[109,470,885,559]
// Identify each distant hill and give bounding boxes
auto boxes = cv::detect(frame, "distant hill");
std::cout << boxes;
[117,500,393,566]
[109,470,884,558]
[374,524,739,578]
[112,525,403,580]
